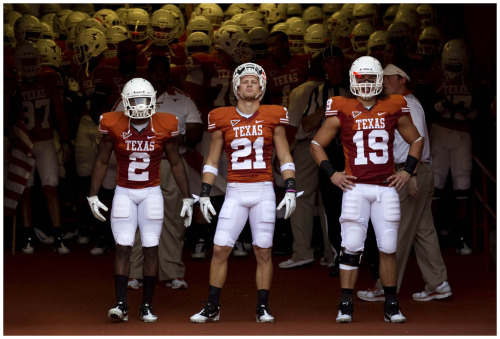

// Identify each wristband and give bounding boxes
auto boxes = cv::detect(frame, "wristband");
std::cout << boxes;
[404,155,419,176]
[200,182,212,197]
[203,164,218,176]
[284,177,296,192]
[320,160,337,178]
[280,162,295,173]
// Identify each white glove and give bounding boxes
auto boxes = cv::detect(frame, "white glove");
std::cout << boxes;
[180,198,194,228]
[199,197,216,223]
[87,196,108,222]
[277,192,296,220]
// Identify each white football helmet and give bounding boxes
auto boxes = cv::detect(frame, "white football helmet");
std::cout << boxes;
[160,4,185,39]
[302,6,325,26]
[341,3,356,15]
[328,10,356,39]
[304,23,329,54]
[40,22,56,40]
[73,28,107,65]
[382,4,399,27]
[239,10,268,33]
[14,14,42,42]
[186,15,213,38]
[349,56,383,99]
[104,25,130,58]
[387,21,411,46]
[257,3,287,25]
[194,3,224,29]
[185,31,212,56]
[416,4,437,28]
[350,22,375,53]
[322,4,342,16]
[223,3,254,21]
[352,3,380,26]
[37,38,62,67]
[53,9,73,37]
[40,13,56,28]
[121,78,157,119]
[232,62,267,100]
[125,8,150,42]
[441,39,469,79]
[394,8,419,29]
[270,22,289,34]
[6,10,22,26]
[214,24,252,63]
[64,11,89,36]
[39,3,62,15]
[287,18,307,54]
[247,26,270,61]
[148,9,177,46]
[417,26,443,56]
[94,9,120,29]
[15,40,41,77]
[367,30,388,56]
[287,4,303,17]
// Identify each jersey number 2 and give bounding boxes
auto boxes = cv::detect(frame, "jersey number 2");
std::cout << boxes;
[129,152,150,181]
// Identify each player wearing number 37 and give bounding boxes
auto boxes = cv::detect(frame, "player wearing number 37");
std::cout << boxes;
[190,63,296,323]
[310,56,423,323]
[87,78,193,323]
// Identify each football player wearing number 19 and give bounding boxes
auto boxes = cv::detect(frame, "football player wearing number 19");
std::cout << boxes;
[310,56,423,324]
[190,63,296,324]
[87,78,193,323]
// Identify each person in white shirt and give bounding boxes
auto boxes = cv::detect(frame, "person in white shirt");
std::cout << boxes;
[357,63,452,303]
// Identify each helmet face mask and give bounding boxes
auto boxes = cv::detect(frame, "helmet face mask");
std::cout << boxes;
[232,62,267,100]
[441,39,469,79]
[121,78,157,119]
[15,41,42,77]
[349,56,383,100]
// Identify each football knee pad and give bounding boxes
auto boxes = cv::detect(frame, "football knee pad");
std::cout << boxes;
[213,230,233,247]
[339,249,362,270]
[377,228,398,254]
[114,232,134,247]
[340,222,366,252]
[141,233,160,247]
[255,232,273,249]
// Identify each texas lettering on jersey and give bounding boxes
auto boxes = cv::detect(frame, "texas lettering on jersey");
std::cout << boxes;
[207,105,288,183]
[99,111,179,189]
[325,95,410,185]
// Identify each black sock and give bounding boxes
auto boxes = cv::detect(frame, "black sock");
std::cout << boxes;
[257,289,269,307]
[340,288,354,303]
[383,285,397,303]
[114,275,128,304]
[208,285,221,306]
[142,276,156,306]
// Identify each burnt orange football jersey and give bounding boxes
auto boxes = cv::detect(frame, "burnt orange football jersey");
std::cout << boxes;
[99,111,179,188]
[208,105,289,183]
[324,95,410,185]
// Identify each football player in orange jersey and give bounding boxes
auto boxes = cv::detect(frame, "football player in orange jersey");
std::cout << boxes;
[87,78,193,323]
[310,56,423,324]
[9,41,72,255]
[190,63,296,324]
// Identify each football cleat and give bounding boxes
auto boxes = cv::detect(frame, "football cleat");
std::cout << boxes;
[108,302,128,322]
[140,303,157,323]
[336,301,353,323]
[256,305,274,323]
[190,303,220,323]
